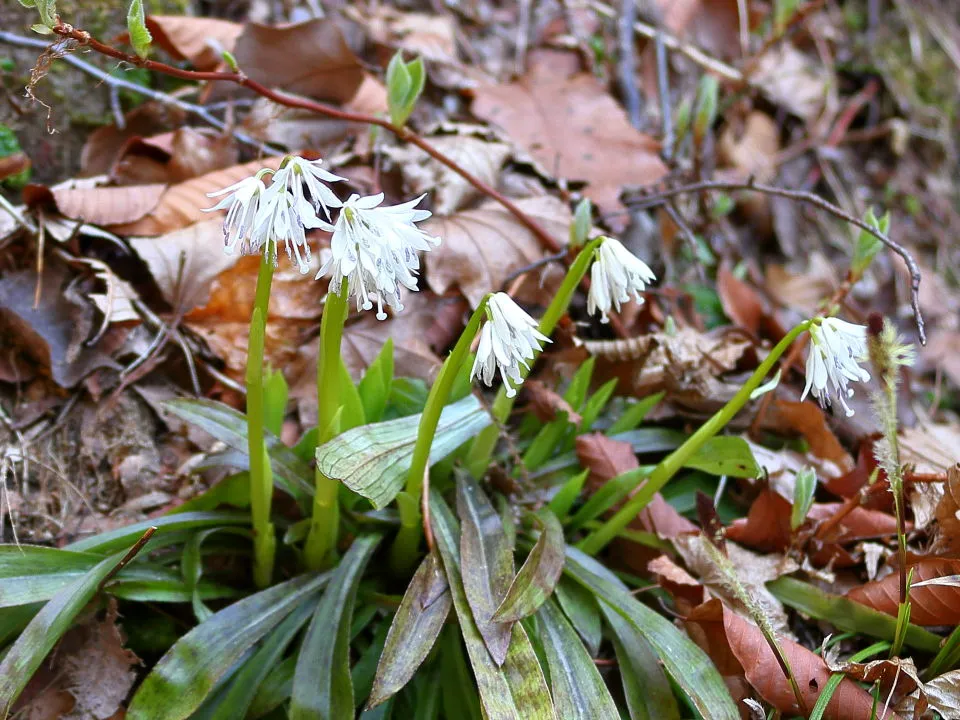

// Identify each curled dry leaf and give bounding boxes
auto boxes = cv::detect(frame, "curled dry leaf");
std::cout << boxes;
[107,157,284,236]
[654,0,742,60]
[686,599,900,720]
[847,557,960,626]
[826,656,922,701]
[232,19,366,105]
[471,50,666,219]
[762,399,854,478]
[143,15,243,70]
[647,554,707,614]
[425,195,570,308]
[113,128,239,186]
[765,254,841,318]
[924,669,960,719]
[80,102,187,178]
[523,380,582,425]
[900,421,960,475]
[932,465,960,555]
[752,44,828,122]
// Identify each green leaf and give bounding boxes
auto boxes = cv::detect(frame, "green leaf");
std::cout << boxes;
[536,598,619,718]
[127,0,153,58]
[182,527,250,621]
[567,467,649,530]
[385,52,426,127]
[430,492,556,720]
[492,510,564,622]
[0,603,41,648]
[352,616,391,706]
[523,419,569,471]
[339,357,367,431]
[248,656,296,719]
[20,0,56,29]
[851,208,890,277]
[564,357,595,410]
[564,547,739,719]
[457,473,515,665]
[127,572,330,719]
[554,577,602,656]
[67,511,251,554]
[439,626,482,720]
[791,467,817,530]
[693,75,718,143]
[606,606,682,720]
[369,552,451,708]
[768,576,940,652]
[206,599,316,720]
[0,545,102,577]
[547,469,589,520]
[290,534,382,720]
[316,394,491,509]
[684,436,759,477]
[163,399,314,501]
[0,551,124,713]
[569,199,592,248]
[578,378,617,434]
[359,337,394,423]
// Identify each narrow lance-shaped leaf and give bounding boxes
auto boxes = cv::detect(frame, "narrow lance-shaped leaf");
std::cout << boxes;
[127,572,330,720]
[290,534,382,720]
[431,491,556,720]
[368,551,452,708]
[493,509,564,622]
[457,472,514,665]
[317,394,492,509]
[554,577,602,656]
[604,604,682,720]
[564,547,740,720]
[0,550,125,714]
[67,510,251,554]
[536,598,619,719]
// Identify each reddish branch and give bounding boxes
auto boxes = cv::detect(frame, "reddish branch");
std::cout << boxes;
[49,22,562,255]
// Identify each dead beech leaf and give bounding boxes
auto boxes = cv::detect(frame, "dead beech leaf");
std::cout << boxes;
[80,102,187,178]
[471,55,667,216]
[718,111,779,184]
[232,19,366,104]
[34,180,167,227]
[686,599,899,720]
[827,657,921,701]
[655,0,742,60]
[383,132,511,215]
[523,380,582,425]
[763,399,854,477]
[129,220,239,314]
[932,465,960,555]
[107,157,283,236]
[144,15,243,70]
[765,254,841,317]
[647,554,706,614]
[924,669,960,718]
[900,422,960,475]
[425,195,569,308]
[847,557,960,625]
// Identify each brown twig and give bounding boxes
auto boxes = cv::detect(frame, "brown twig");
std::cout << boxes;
[97,526,157,593]
[625,179,926,343]
[49,23,563,255]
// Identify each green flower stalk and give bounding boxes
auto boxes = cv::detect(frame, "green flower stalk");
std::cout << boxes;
[391,292,552,568]
[466,235,657,476]
[246,251,276,588]
[579,320,813,555]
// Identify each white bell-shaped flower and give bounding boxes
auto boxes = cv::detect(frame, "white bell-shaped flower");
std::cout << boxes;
[204,175,269,256]
[587,238,657,323]
[252,180,328,274]
[470,293,551,398]
[316,193,439,319]
[271,156,344,220]
[801,317,871,417]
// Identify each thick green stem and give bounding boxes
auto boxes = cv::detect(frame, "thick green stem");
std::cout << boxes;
[465,237,605,476]
[390,296,491,568]
[247,251,275,588]
[304,279,350,570]
[578,321,811,555]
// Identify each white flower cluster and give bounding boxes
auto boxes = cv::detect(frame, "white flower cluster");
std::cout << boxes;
[802,317,871,416]
[587,237,657,323]
[471,293,551,398]
[206,156,438,319]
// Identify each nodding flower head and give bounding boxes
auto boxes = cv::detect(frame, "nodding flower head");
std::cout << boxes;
[802,317,871,417]
[316,193,439,320]
[470,293,551,398]
[204,174,270,257]
[587,238,657,323]
[271,156,344,220]
[254,179,329,274]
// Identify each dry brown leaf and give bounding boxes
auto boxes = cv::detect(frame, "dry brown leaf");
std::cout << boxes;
[144,15,243,70]
[763,399,854,477]
[647,554,707,613]
[129,219,239,314]
[383,131,511,215]
[471,52,667,217]
[847,557,960,625]
[900,422,960,475]
[921,328,960,389]
[827,656,922,701]
[523,379,582,425]
[674,533,795,635]
[686,599,900,720]
[752,44,828,121]
[25,177,167,227]
[232,19,366,105]
[107,157,283,236]
[932,465,960,555]
[716,262,768,335]
[425,195,569,308]
[80,102,187,178]
[924,669,960,718]
[654,0,742,60]
[765,254,841,317]
[718,111,779,184]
